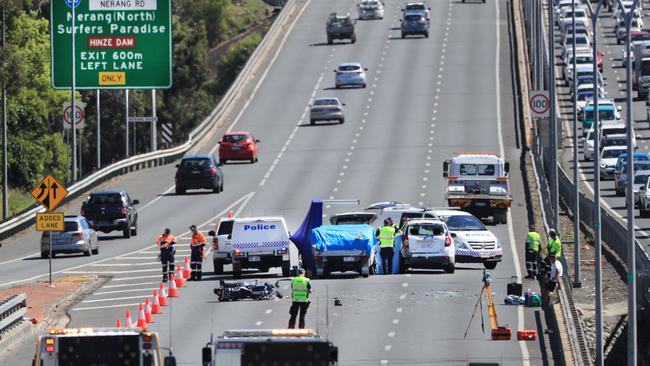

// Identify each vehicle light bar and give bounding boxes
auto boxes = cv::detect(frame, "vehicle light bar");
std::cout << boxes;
[222,329,316,338]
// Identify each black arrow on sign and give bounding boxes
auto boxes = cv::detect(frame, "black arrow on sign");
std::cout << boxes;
[51,181,58,200]
[35,182,47,200]
[39,182,50,209]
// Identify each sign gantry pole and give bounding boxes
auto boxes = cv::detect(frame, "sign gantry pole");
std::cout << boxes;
[71,0,77,182]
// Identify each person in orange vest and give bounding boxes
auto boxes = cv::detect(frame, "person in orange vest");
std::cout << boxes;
[157,228,177,282]
[189,225,207,281]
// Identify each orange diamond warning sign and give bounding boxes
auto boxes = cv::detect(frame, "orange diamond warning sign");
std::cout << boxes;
[31,175,68,211]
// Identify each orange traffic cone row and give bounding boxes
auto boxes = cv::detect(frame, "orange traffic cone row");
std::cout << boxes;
[158,283,168,306]
[183,257,191,279]
[152,290,163,314]
[125,309,134,329]
[168,273,179,297]
[115,319,122,328]
[175,266,185,288]
[136,303,147,331]
[144,298,154,323]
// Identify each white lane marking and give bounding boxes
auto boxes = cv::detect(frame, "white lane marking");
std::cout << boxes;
[392,319,399,324]
[138,185,175,212]
[388,332,395,338]
[402,283,408,288]
[381,360,388,365]
[94,288,159,296]
[65,269,161,274]
[104,281,159,288]
[0,252,40,266]
[113,256,157,260]
[265,309,273,314]
[384,345,392,351]
[396,307,403,313]
[73,303,140,311]
[256,321,263,326]
[82,295,151,303]
[494,0,529,362]
[112,275,163,282]
[90,262,159,267]
[0,192,255,289]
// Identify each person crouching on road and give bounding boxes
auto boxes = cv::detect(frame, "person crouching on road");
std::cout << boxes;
[288,268,312,329]
[377,219,398,274]
[189,225,207,281]
[524,224,541,279]
[542,255,563,303]
[157,228,177,283]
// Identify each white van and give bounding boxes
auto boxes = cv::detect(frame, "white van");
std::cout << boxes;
[209,217,292,278]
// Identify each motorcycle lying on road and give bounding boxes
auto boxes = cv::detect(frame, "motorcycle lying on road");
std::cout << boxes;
[213,280,285,302]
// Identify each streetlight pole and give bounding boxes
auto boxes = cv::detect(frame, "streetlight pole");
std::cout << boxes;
[1,4,8,220]
[571,0,582,289]
[618,0,639,363]
[549,0,559,231]
[71,0,77,182]
[585,1,604,364]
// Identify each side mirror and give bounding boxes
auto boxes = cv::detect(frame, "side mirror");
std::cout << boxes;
[641,186,646,191]
[133,199,140,205]
[175,164,179,168]
[364,68,368,71]
[208,230,216,236]
[443,160,449,173]
[443,172,448,178]
[217,163,224,167]
[450,232,457,238]
[164,356,177,366]
[342,102,346,106]
[202,347,213,364]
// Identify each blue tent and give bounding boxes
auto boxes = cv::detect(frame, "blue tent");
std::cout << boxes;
[289,200,322,274]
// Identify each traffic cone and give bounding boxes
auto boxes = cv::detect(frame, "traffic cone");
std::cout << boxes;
[152,290,163,314]
[115,319,122,328]
[136,303,147,331]
[144,298,154,323]
[183,257,191,279]
[125,309,134,329]
[175,266,185,288]
[158,283,168,306]
[168,273,179,297]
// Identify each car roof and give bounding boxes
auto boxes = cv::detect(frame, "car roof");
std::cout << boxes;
[91,190,124,195]
[64,216,84,222]
[404,218,445,225]
[620,152,649,158]
[183,154,212,159]
[224,131,251,136]
[602,145,627,151]
[430,209,472,217]
[338,62,362,67]
[314,97,340,102]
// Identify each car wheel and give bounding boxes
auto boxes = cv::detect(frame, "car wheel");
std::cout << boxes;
[250,157,255,164]
[618,39,621,45]
[254,156,258,163]
[282,261,291,277]
[41,252,49,259]
[339,118,344,124]
[310,119,315,125]
[351,35,356,43]
[444,264,455,274]
[484,261,497,270]
[362,83,366,88]
[219,159,226,165]
[213,259,224,274]
[91,246,99,255]
[398,256,407,274]
[131,221,138,236]
[327,37,333,45]
[175,186,185,195]
[401,33,406,39]
[220,181,224,192]
[84,248,92,256]
[123,227,131,239]
[425,32,429,38]
[213,185,220,193]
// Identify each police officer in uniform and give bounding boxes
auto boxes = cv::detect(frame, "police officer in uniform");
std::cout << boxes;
[524,224,541,279]
[288,268,312,329]
[157,228,177,282]
[189,225,207,281]
[547,229,562,259]
[377,219,397,274]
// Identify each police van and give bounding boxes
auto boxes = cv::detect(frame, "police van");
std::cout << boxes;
[209,217,292,278]
[33,328,167,366]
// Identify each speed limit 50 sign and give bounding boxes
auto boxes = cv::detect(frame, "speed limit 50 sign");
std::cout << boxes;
[529,90,550,118]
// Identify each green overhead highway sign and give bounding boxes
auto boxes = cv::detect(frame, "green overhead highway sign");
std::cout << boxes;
[50,0,172,89]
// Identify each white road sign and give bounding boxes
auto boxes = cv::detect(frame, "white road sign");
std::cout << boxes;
[529,90,550,118]
[63,102,86,129]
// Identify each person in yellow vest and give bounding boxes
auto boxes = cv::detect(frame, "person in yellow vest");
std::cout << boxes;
[547,229,562,259]
[377,219,398,275]
[525,224,541,279]
[288,268,312,329]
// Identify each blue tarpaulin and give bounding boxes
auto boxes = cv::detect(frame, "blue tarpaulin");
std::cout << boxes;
[311,224,377,253]
[289,200,323,274]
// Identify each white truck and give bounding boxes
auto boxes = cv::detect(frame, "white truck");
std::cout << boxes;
[632,41,650,99]
[442,153,512,224]
[201,329,338,366]
[209,217,292,278]
[33,328,169,366]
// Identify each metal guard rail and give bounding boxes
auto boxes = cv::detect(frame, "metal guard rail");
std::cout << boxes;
[0,293,27,336]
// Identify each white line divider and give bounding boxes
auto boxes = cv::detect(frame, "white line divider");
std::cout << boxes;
[94,288,160,296]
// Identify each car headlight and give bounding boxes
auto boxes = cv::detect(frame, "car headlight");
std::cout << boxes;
[495,240,501,249]
[601,163,607,169]
[454,238,469,249]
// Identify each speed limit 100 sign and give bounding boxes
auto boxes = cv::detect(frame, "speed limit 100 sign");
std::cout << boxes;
[529,90,550,118]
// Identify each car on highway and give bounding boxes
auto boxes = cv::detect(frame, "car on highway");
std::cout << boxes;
[600,146,627,180]
[614,0,641,21]
[558,7,588,33]
[366,202,435,229]
[401,12,429,38]
[613,152,650,180]
[564,52,593,83]
[621,31,650,67]
[175,154,224,194]
[616,160,650,196]
[561,33,590,59]
[326,13,356,44]
[329,212,377,225]
[582,105,618,133]
[41,216,99,258]
[571,71,606,96]
[602,133,636,151]
[334,62,368,88]
[431,209,502,270]
[615,17,643,45]
[399,218,456,274]
[631,171,650,208]
[310,97,345,124]
[218,132,260,164]
[81,190,139,238]
[357,0,384,19]
[582,98,621,121]
[574,88,605,114]
[554,0,583,25]
[583,129,596,161]
[561,22,589,45]
[402,2,430,19]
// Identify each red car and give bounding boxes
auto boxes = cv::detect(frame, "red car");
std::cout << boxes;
[218,132,260,164]
[597,49,603,72]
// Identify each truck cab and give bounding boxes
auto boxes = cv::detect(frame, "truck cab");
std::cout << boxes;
[33,328,165,366]
[442,153,512,224]
[202,329,338,366]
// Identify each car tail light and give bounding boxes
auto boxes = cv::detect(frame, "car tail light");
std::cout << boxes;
[278,247,288,254]
[402,237,409,249]
[445,236,452,247]
[234,248,243,256]
[210,167,217,174]
[213,237,219,251]
[121,206,127,215]
[45,338,55,353]
[72,231,84,238]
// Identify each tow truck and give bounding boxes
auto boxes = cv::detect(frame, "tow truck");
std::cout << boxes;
[33,327,171,366]
[442,152,512,224]
[201,329,338,366]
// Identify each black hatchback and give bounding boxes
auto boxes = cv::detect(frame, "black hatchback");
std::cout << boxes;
[175,154,224,195]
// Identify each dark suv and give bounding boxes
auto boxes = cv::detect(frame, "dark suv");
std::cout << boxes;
[401,12,429,38]
[81,190,139,238]
[175,154,224,195]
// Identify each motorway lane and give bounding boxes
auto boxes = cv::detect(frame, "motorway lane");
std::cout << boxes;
[0,0,557,364]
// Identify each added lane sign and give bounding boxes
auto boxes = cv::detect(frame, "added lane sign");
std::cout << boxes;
[50,0,172,89]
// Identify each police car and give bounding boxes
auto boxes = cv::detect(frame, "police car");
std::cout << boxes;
[430,209,502,269]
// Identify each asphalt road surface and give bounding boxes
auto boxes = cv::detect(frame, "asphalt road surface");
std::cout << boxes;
[0,0,558,364]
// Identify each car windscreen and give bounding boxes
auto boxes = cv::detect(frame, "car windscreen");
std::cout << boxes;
[404,14,424,21]
[573,55,592,64]
[313,99,338,106]
[339,65,360,71]
[62,222,79,232]
[440,215,486,231]
[603,138,626,146]
[406,4,425,10]
[88,194,122,205]
[180,158,212,168]
[459,164,495,176]
[622,162,650,174]
[223,134,248,143]
[577,91,593,100]
[399,212,434,228]
[407,223,445,236]
[584,109,615,120]
[602,149,625,159]
[634,174,650,184]
[602,128,626,136]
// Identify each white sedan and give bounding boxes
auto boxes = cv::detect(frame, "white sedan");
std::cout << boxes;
[357,0,384,19]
